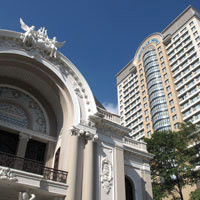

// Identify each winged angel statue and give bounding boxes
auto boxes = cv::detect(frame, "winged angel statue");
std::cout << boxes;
[20,18,65,58]
[18,191,35,200]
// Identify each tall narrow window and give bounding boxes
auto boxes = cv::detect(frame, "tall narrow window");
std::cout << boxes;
[54,148,60,169]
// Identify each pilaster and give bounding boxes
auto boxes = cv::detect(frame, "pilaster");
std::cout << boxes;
[16,132,31,158]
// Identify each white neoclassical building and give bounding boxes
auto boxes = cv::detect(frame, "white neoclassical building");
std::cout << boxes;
[0,20,153,200]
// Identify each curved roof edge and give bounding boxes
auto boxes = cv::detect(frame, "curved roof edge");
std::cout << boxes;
[0,29,98,120]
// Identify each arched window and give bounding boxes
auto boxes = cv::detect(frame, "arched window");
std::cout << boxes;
[125,176,135,200]
[0,87,47,133]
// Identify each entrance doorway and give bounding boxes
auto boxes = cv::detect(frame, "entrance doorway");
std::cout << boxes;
[125,176,135,200]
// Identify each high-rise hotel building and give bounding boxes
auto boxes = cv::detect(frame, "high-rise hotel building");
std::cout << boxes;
[116,6,200,141]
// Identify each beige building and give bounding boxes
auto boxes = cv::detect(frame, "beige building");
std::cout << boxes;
[116,6,200,141]
[0,20,153,199]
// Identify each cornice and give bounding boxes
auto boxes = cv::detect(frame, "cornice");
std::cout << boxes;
[89,113,130,136]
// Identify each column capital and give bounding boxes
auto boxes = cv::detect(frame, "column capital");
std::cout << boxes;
[69,126,98,141]
[19,132,32,141]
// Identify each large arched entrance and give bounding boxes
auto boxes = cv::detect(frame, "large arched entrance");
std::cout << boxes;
[125,176,135,200]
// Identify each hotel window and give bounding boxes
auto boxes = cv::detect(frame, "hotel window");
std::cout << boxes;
[164,73,168,79]
[161,62,165,67]
[180,27,187,34]
[140,74,143,79]
[158,46,161,52]
[174,123,179,129]
[139,69,142,73]
[141,85,145,90]
[189,21,194,26]
[165,80,169,85]
[169,99,174,105]
[146,123,150,129]
[142,91,145,95]
[196,36,200,42]
[172,115,177,121]
[191,26,196,31]
[166,86,171,91]
[194,31,198,37]
[141,79,144,84]
[143,97,147,101]
[159,52,163,56]
[173,34,179,41]
[147,131,151,136]
[171,107,175,113]
[145,116,149,122]
[162,67,166,73]
[139,64,142,68]
[145,109,148,115]
[168,92,172,98]
[160,56,164,62]
[144,103,147,108]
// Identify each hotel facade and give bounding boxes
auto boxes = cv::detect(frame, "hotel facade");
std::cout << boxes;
[116,6,200,141]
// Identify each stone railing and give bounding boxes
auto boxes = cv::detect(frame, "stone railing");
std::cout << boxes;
[97,107,120,124]
[0,151,68,183]
[123,136,147,152]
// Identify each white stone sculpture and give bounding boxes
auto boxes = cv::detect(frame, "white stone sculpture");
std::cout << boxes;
[0,167,18,182]
[20,18,36,44]
[19,191,36,200]
[20,18,65,58]
[101,157,113,194]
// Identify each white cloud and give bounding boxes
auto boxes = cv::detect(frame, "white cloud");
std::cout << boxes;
[103,102,118,115]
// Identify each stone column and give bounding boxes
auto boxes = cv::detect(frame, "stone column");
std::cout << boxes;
[16,132,31,158]
[114,147,126,200]
[66,127,80,200]
[82,132,98,200]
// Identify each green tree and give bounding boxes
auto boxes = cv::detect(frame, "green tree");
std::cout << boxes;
[145,130,193,200]
[178,122,200,185]
[190,188,200,200]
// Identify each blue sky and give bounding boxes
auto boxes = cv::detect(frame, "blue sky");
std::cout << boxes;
[0,0,200,113]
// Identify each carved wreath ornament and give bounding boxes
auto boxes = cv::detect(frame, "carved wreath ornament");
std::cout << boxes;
[101,157,113,194]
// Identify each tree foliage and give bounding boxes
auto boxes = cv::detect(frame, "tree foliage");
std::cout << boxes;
[190,189,200,200]
[145,122,200,200]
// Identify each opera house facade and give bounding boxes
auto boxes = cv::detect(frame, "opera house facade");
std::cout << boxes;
[0,20,153,200]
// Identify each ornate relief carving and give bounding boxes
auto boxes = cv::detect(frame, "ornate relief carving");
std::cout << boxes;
[20,18,65,58]
[101,157,113,194]
[0,167,18,182]
[0,87,47,133]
